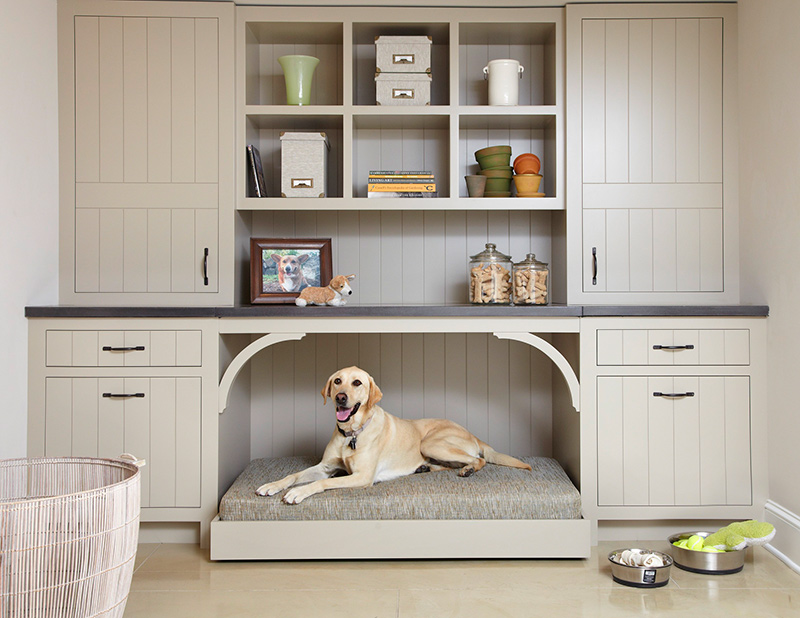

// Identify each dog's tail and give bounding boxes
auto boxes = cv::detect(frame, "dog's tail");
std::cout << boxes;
[482,444,532,471]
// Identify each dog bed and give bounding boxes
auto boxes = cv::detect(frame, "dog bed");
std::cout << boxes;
[219,456,581,521]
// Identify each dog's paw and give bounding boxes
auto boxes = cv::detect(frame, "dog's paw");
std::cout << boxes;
[255,482,284,497]
[282,486,313,504]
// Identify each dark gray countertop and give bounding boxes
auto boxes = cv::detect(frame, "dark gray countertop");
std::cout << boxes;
[25,304,769,318]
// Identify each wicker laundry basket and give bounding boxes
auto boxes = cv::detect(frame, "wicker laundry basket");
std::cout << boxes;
[0,457,142,618]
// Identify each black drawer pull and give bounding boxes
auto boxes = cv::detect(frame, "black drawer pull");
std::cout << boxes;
[102,346,145,352]
[652,344,695,350]
[592,247,597,285]
[103,393,145,399]
[203,247,209,286]
[653,391,695,398]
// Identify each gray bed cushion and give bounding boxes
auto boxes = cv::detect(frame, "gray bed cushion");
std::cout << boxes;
[219,456,581,521]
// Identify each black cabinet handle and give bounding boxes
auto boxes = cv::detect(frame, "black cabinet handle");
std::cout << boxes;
[102,346,145,352]
[592,247,597,285]
[653,392,695,398]
[103,393,145,399]
[652,345,695,350]
[203,247,209,286]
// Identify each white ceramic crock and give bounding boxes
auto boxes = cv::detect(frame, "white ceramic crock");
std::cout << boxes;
[483,59,524,106]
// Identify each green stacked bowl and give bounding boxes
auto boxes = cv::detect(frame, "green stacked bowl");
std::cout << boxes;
[475,145,512,170]
[475,147,513,196]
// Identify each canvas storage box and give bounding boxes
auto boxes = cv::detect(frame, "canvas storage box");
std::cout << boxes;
[280,132,330,197]
[375,35,432,74]
[375,72,432,106]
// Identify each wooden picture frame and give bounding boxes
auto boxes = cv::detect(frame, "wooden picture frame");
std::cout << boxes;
[250,238,333,304]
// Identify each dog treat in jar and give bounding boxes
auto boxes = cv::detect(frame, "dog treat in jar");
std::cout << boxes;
[512,253,549,305]
[469,243,513,305]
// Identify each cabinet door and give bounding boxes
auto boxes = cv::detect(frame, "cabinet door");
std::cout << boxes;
[60,1,232,304]
[567,4,737,302]
[596,376,751,507]
[44,377,202,508]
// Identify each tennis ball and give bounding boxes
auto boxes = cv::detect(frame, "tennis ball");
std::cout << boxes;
[673,539,689,548]
[686,535,705,550]
[701,546,723,553]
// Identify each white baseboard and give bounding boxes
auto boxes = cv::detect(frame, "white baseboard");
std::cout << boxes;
[764,501,800,575]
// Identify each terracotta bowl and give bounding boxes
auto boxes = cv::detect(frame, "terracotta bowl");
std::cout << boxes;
[513,153,541,175]
[515,192,546,198]
[513,173,542,194]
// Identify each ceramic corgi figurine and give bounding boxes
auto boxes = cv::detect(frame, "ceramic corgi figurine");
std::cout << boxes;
[295,274,355,307]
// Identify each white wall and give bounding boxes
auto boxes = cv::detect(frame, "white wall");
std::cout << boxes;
[738,0,800,527]
[0,0,59,458]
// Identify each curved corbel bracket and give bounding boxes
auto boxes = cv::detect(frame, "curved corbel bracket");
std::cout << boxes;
[219,333,306,413]
[493,332,581,412]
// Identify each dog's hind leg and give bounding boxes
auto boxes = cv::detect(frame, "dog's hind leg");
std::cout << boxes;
[420,439,486,477]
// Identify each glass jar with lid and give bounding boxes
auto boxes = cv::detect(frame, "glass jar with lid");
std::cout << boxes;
[469,243,513,304]
[512,253,549,305]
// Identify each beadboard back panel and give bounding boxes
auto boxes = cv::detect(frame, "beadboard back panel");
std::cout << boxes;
[250,209,555,305]
[249,334,556,461]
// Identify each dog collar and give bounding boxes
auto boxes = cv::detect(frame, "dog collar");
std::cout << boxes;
[337,417,371,449]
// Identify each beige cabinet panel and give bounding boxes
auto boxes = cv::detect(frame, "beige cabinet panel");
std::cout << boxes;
[597,376,752,507]
[567,4,738,303]
[60,1,233,305]
[46,329,202,367]
[583,208,723,293]
[44,376,202,509]
[596,329,750,366]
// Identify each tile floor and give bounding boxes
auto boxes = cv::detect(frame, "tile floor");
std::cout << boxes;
[125,542,800,617]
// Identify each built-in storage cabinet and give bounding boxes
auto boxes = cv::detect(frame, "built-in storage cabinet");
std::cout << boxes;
[28,318,221,544]
[596,376,751,507]
[236,6,564,211]
[44,376,202,508]
[566,4,738,304]
[59,0,234,306]
[581,317,767,522]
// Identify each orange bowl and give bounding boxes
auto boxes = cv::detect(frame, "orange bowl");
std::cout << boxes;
[513,153,541,175]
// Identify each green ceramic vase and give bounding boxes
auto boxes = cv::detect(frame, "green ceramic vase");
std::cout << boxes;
[278,55,320,106]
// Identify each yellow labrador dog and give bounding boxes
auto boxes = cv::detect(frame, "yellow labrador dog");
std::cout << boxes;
[256,365,532,504]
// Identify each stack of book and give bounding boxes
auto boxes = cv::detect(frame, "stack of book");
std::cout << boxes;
[367,170,437,198]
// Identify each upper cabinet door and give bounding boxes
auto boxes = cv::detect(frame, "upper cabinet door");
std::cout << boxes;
[59,1,233,305]
[566,4,739,304]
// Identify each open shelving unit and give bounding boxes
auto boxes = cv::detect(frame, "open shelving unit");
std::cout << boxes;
[235,6,564,211]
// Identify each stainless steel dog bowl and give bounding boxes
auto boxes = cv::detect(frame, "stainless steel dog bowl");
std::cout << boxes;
[608,549,673,588]
[667,531,746,575]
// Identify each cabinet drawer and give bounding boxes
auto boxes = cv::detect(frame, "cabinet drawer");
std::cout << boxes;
[596,376,751,507]
[44,376,201,508]
[596,329,749,366]
[46,330,202,367]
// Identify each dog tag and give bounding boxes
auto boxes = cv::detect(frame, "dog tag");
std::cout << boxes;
[349,437,358,449]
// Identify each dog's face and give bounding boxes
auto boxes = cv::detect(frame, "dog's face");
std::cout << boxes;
[272,253,309,277]
[329,274,355,297]
[321,366,382,425]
